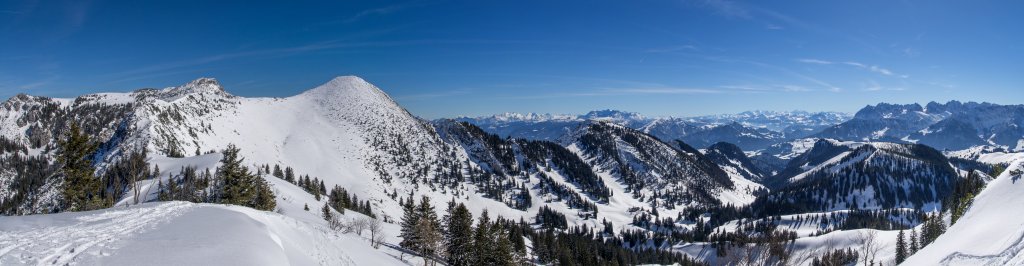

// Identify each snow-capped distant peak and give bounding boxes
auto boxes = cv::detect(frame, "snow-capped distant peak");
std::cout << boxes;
[488,112,574,122]
[580,109,647,122]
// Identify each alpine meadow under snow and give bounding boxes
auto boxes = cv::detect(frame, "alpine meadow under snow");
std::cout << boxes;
[1,76,1023,266]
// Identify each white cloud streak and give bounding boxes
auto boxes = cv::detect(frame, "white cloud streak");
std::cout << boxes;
[796,58,907,78]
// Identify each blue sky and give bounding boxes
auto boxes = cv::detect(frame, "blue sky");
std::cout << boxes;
[1,0,1022,118]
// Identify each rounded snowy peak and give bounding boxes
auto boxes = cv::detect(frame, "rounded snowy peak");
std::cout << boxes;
[300,76,396,104]
[296,75,410,119]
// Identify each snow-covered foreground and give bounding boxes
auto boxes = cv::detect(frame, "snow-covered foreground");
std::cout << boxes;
[904,158,1024,265]
[0,202,412,266]
[675,228,899,265]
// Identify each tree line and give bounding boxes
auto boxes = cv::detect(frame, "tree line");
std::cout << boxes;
[398,195,702,266]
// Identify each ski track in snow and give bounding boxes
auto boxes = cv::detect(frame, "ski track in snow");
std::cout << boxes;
[0,202,192,265]
[939,225,1024,265]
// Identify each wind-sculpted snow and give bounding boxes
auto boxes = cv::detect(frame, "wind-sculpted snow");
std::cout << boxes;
[0,202,192,265]
[905,159,1024,265]
[0,201,408,265]
[938,231,1024,265]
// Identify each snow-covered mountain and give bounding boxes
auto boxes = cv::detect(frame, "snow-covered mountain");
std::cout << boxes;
[669,121,786,151]
[0,76,768,264]
[562,121,754,208]
[816,101,1024,150]
[945,145,1024,166]
[703,142,770,184]
[456,110,849,151]
[754,139,960,214]
[687,110,852,133]
[3,76,1021,265]
[1,76,462,219]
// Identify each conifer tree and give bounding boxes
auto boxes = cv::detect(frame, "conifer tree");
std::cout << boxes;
[322,202,332,221]
[509,225,526,263]
[444,201,474,266]
[272,165,283,178]
[490,224,516,266]
[416,196,442,261]
[217,144,275,211]
[910,228,919,253]
[399,194,421,252]
[253,178,276,211]
[417,216,443,266]
[284,166,295,183]
[58,124,104,211]
[472,210,493,265]
[896,229,908,263]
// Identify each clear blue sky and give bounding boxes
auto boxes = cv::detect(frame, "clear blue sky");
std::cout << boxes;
[2,0,1022,118]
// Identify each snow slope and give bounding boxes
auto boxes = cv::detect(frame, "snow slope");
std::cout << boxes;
[945,145,1024,165]
[904,158,1024,265]
[675,228,900,265]
[0,202,407,266]
[0,150,416,266]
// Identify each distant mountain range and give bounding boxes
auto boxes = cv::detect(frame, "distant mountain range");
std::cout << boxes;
[455,110,851,151]
[816,101,1024,150]
[456,101,1024,152]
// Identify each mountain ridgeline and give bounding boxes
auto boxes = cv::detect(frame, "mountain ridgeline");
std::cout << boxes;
[0,76,1019,265]
[0,76,763,219]
[567,122,736,208]
[0,76,1007,218]
[754,140,960,215]
[816,101,1024,150]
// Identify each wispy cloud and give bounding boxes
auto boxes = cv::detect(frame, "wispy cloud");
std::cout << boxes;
[499,81,839,100]
[688,0,805,33]
[341,2,432,24]
[779,85,811,92]
[796,58,907,78]
[646,45,699,53]
[863,80,907,92]
[721,84,821,93]
[902,47,921,57]
[496,86,728,100]
[396,88,474,101]
[107,39,525,80]
[691,0,752,19]
[0,74,61,96]
[864,86,905,91]
[842,61,896,77]
[612,88,724,94]
[18,78,57,90]
[796,58,832,65]
[688,0,883,54]
[732,59,843,92]
[344,3,415,23]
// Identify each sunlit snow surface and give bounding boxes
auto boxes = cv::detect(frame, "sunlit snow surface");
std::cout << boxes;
[0,202,410,265]
[904,158,1024,265]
